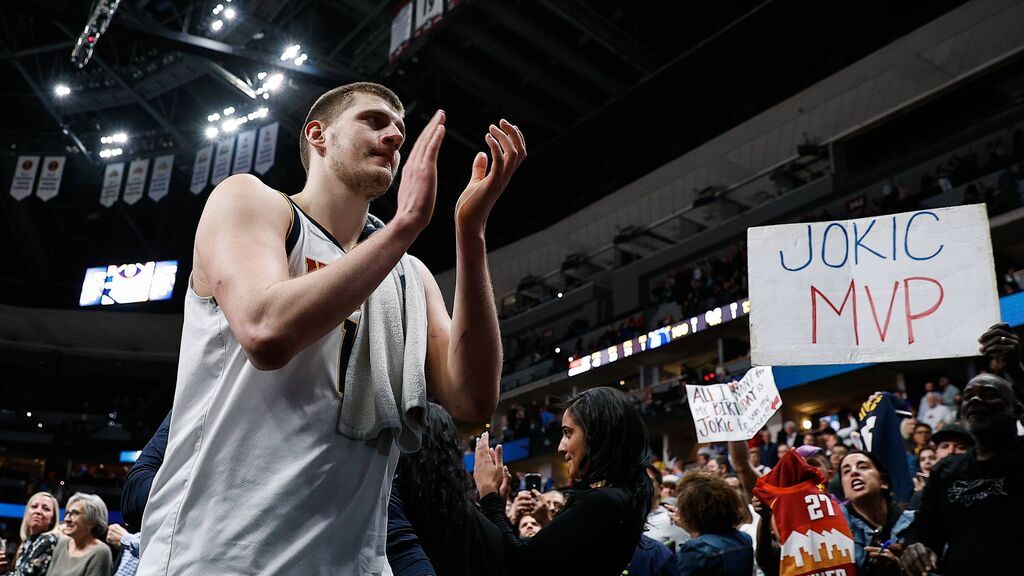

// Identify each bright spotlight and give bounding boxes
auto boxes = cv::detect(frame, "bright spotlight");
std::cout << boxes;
[262,93,270,100]
[293,54,308,66]
[207,113,220,122]
[224,8,236,19]
[223,106,235,116]
[205,126,219,139]
[101,136,110,144]
[54,84,71,97]
[212,4,223,14]
[257,71,267,80]
[280,44,301,61]
[114,133,127,143]
[256,106,269,117]
[265,74,284,91]
[222,119,238,132]
[211,19,224,31]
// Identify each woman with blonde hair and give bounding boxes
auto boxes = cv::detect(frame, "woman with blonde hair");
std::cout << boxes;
[0,491,61,575]
[46,493,110,576]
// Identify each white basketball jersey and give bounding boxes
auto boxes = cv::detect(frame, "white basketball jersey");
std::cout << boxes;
[138,197,399,576]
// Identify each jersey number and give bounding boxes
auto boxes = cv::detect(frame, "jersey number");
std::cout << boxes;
[804,493,836,520]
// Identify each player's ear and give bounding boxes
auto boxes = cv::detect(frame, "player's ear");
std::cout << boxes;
[305,120,327,158]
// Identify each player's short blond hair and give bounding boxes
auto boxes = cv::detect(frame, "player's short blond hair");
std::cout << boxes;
[299,82,404,174]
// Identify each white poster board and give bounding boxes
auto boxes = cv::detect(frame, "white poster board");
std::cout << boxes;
[686,366,782,443]
[748,205,1000,365]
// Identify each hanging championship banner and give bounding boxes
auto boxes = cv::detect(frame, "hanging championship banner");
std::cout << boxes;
[148,154,174,202]
[35,156,66,202]
[211,136,235,186]
[10,155,40,201]
[123,158,150,205]
[389,2,413,62]
[190,144,213,195]
[232,128,257,175]
[100,162,125,207]
[414,0,443,37]
[254,122,279,175]
[748,205,1000,365]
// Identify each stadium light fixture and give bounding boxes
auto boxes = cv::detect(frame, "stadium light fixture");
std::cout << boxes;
[211,19,224,31]
[280,44,301,61]
[207,113,220,122]
[54,84,71,97]
[224,8,236,20]
[205,126,219,139]
[223,106,235,116]
[222,119,238,132]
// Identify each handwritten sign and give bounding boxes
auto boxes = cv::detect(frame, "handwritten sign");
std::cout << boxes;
[748,205,1000,365]
[686,366,782,443]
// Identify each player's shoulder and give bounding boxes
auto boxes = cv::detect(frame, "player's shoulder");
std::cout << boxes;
[203,174,291,220]
[209,173,283,203]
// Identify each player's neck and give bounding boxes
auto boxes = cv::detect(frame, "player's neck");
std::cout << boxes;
[294,170,370,251]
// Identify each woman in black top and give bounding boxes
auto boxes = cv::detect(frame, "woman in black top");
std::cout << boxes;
[474,387,653,576]
[393,403,505,576]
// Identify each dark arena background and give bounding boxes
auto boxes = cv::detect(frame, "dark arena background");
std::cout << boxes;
[2,0,1024,573]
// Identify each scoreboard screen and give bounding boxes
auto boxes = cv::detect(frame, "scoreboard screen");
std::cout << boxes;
[79,260,178,306]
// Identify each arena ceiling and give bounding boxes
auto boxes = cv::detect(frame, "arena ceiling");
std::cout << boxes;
[1,0,968,275]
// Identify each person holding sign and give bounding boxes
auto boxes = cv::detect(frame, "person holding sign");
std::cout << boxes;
[901,323,1024,576]
[137,83,526,576]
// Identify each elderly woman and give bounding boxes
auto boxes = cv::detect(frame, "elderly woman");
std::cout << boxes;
[0,491,61,575]
[46,494,111,576]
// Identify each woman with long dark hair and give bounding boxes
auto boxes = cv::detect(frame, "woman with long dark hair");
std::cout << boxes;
[474,386,653,576]
[839,450,915,576]
[392,403,504,576]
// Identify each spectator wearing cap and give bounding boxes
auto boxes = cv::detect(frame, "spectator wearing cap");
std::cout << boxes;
[901,323,1024,576]
[931,423,974,461]
[660,474,680,504]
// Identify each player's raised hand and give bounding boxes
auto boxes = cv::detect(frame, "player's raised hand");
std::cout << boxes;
[455,119,526,233]
[394,109,446,234]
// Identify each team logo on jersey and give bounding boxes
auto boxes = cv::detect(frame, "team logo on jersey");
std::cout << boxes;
[306,258,328,273]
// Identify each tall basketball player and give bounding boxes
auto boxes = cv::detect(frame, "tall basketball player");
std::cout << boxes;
[136,83,525,575]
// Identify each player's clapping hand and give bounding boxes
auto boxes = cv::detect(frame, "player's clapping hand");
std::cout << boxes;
[455,119,526,232]
[394,109,446,234]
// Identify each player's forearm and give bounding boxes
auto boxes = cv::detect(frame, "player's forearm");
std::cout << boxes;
[446,229,501,420]
[240,222,419,369]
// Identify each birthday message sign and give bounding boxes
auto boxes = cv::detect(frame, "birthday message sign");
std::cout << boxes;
[687,366,782,442]
[748,205,999,365]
